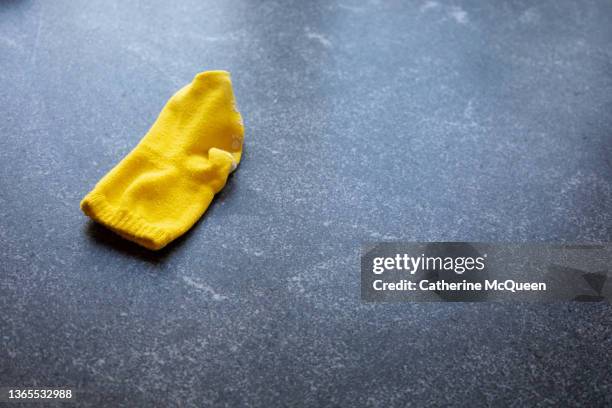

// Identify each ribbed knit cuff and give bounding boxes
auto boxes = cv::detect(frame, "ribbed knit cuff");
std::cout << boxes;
[80,192,172,250]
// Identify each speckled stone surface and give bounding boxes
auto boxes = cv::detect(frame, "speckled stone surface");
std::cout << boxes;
[1,0,611,406]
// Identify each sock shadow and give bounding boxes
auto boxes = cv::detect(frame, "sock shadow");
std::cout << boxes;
[84,222,178,264]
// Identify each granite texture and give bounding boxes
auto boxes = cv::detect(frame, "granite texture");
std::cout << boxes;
[1,0,612,406]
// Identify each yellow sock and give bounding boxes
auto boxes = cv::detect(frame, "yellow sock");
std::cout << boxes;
[80,71,244,250]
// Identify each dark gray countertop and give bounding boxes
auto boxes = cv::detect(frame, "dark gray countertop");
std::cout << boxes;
[1,0,611,406]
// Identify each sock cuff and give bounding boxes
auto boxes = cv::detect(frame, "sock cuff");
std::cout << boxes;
[80,192,172,250]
